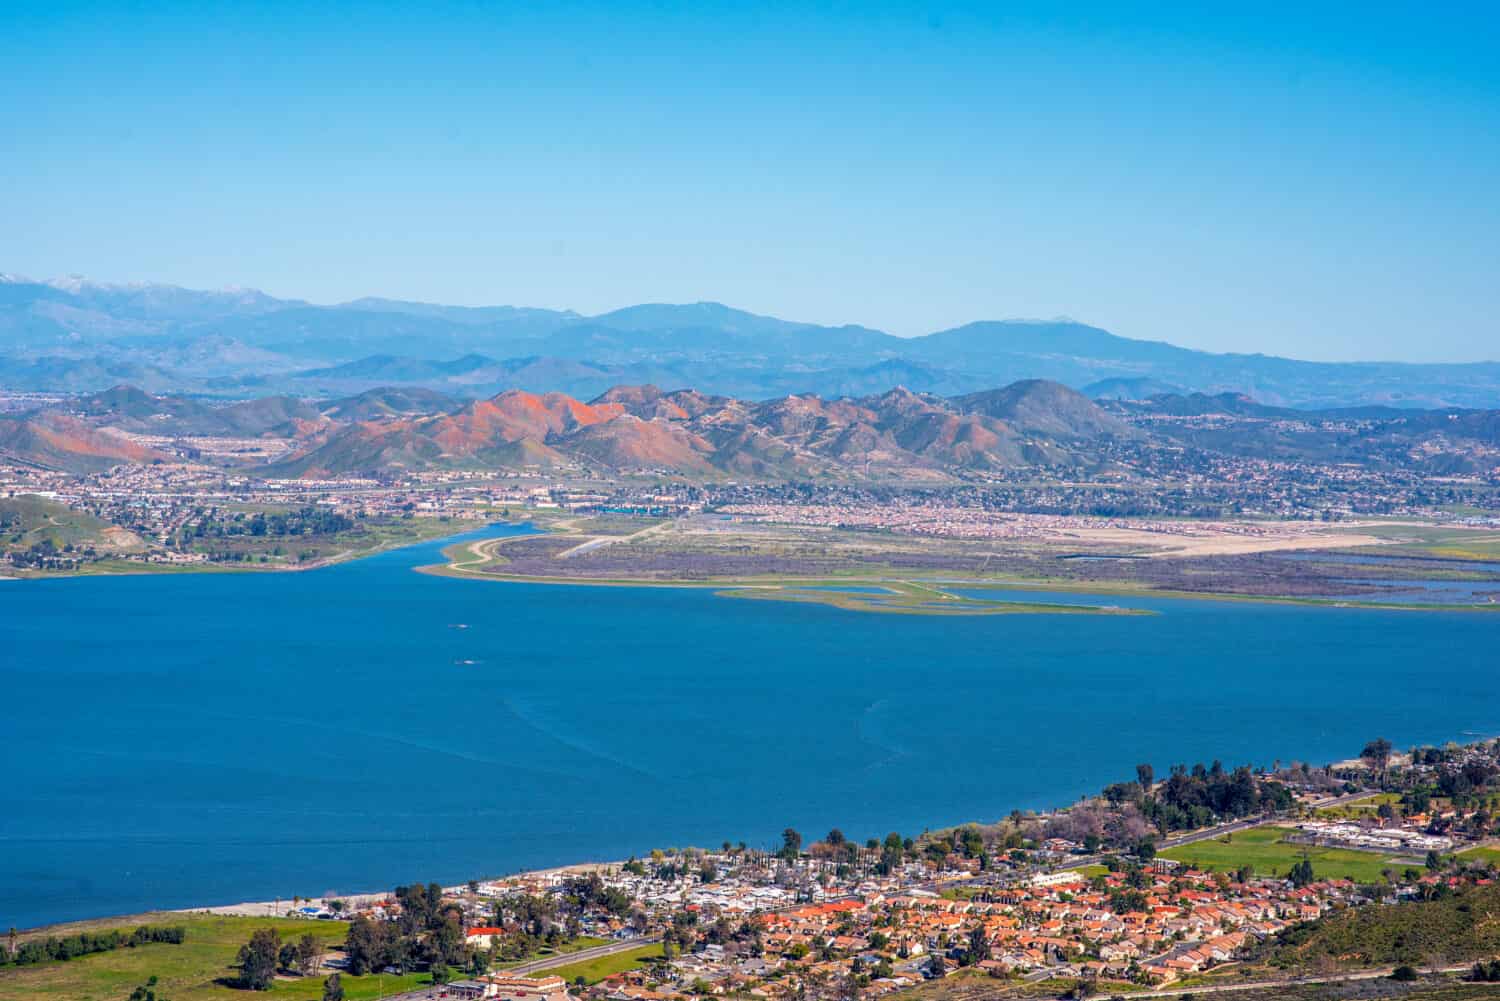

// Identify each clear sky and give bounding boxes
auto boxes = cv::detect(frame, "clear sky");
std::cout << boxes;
[2,1,1497,361]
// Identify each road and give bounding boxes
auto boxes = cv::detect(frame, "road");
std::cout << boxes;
[556,519,673,559]
[504,935,661,975]
[1120,963,1473,999]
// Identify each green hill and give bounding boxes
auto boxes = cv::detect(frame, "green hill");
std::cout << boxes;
[0,494,143,553]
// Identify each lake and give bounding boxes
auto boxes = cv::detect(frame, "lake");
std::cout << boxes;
[3,523,1498,928]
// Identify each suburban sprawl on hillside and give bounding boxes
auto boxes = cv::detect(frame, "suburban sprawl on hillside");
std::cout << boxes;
[9,738,1500,1001]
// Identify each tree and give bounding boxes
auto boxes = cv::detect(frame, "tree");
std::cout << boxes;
[430,962,452,985]
[781,828,803,860]
[963,925,991,966]
[237,928,281,990]
[1288,858,1315,888]
[826,828,846,846]
[296,934,321,977]
[128,976,168,1001]
[879,832,904,874]
[1136,763,1155,792]
[925,950,947,979]
[430,914,466,966]
[342,915,390,976]
[321,973,345,1001]
[1361,738,1394,785]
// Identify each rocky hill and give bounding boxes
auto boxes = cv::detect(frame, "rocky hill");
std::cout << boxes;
[272,381,1129,479]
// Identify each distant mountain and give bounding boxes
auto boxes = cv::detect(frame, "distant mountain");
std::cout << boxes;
[1083,377,1184,400]
[0,353,189,393]
[297,353,502,382]
[319,386,459,421]
[0,412,172,472]
[955,379,1137,440]
[1105,391,1292,419]
[68,384,323,435]
[338,297,577,331]
[4,273,1500,408]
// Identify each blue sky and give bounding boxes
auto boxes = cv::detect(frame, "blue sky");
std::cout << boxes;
[2,1,1497,361]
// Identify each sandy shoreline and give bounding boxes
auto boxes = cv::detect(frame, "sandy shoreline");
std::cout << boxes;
[14,859,630,934]
[168,860,628,921]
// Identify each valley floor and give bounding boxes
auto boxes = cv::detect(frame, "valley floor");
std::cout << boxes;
[423,513,1500,614]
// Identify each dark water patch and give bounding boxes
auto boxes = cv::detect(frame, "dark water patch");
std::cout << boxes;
[1057,553,1149,561]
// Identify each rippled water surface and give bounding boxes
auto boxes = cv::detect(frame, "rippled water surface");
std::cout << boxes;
[5,524,1499,927]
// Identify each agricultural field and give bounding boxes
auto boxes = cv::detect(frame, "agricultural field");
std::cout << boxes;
[1160,825,1410,883]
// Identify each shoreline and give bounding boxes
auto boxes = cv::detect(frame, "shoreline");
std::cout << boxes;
[17,731,1499,938]
[0,517,492,581]
[13,860,633,936]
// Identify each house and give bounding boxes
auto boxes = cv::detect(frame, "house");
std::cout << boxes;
[466,925,505,949]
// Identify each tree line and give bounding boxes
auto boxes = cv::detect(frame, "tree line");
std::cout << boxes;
[0,924,184,967]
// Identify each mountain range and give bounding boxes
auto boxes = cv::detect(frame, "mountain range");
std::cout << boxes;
[4,274,1500,409]
[1,379,1138,478]
[8,377,1500,480]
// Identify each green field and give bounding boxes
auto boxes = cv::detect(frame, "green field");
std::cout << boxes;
[495,935,610,968]
[1314,793,1402,820]
[1459,845,1500,865]
[545,944,665,985]
[1161,826,1409,883]
[0,915,428,1001]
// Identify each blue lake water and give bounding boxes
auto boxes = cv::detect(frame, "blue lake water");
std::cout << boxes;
[4,523,1500,928]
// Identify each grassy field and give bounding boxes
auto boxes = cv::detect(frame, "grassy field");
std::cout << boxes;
[495,935,610,969]
[0,914,429,1001]
[1160,825,1409,883]
[1353,526,1500,562]
[1459,845,1500,865]
[715,581,1149,616]
[545,944,665,985]
[1314,792,1403,819]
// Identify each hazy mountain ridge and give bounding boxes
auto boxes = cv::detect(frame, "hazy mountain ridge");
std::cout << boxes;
[3,274,1499,408]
